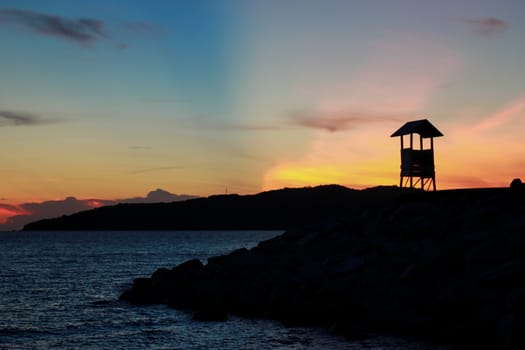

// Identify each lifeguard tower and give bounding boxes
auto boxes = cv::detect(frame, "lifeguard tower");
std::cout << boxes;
[390,119,443,191]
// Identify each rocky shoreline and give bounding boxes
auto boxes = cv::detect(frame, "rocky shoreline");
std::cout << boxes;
[120,187,525,349]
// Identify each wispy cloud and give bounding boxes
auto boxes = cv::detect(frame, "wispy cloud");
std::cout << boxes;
[0,198,90,227]
[471,96,525,132]
[0,8,109,46]
[0,189,199,230]
[0,110,58,126]
[457,17,508,36]
[281,34,461,134]
[0,203,27,213]
[290,110,401,132]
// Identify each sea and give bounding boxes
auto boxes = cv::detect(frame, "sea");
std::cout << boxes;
[0,230,454,350]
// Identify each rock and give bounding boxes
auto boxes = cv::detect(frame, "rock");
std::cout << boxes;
[465,239,511,274]
[479,261,525,288]
[207,248,248,266]
[506,288,525,312]
[119,277,155,304]
[192,309,228,322]
[151,267,172,281]
[510,178,523,190]
[119,188,525,349]
[172,259,203,275]
[499,313,514,348]
[326,256,365,276]
[331,321,371,341]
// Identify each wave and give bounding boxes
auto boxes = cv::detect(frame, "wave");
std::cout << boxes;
[0,326,54,335]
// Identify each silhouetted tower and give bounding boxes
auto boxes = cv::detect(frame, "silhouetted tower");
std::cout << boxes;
[390,119,443,191]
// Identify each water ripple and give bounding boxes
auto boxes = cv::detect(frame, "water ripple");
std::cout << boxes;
[0,231,454,349]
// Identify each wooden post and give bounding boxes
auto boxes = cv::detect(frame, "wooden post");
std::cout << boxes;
[419,135,424,189]
[409,133,413,188]
[431,137,436,191]
[400,136,403,188]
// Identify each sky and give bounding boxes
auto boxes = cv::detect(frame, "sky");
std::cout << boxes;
[1,0,525,226]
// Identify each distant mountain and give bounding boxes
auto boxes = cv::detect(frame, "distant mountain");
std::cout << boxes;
[118,189,198,204]
[23,185,400,231]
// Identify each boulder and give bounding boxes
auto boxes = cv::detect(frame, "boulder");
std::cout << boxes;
[192,309,228,322]
[119,188,525,348]
[510,178,523,190]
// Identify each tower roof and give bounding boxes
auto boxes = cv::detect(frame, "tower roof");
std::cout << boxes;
[390,119,443,138]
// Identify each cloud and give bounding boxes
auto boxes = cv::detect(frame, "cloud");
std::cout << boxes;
[457,17,508,36]
[0,189,199,230]
[279,33,462,134]
[0,203,21,211]
[0,110,58,126]
[0,8,108,45]
[291,110,402,132]
[0,203,28,219]
[471,96,525,132]
[1,197,105,230]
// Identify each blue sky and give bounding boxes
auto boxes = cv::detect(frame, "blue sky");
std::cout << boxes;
[1,0,525,223]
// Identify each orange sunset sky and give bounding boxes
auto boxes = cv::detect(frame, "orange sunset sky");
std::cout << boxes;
[1,1,525,225]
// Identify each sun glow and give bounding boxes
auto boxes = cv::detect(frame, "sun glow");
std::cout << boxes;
[264,165,348,188]
[87,200,104,208]
[0,206,30,224]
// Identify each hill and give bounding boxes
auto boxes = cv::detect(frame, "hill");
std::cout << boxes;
[23,185,399,231]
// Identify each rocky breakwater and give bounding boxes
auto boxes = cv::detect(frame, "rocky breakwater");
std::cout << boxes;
[120,187,525,348]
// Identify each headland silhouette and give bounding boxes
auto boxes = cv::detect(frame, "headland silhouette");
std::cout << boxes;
[23,180,520,348]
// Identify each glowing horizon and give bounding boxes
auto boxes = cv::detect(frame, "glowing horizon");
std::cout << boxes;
[1,1,525,225]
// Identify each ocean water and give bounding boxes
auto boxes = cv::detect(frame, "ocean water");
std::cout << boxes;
[0,231,453,350]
